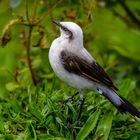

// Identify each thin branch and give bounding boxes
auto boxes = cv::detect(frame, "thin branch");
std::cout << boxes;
[35,0,63,25]
[26,26,38,86]
[31,0,39,22]
[118,0,140,27]
[25,0,30,22]
[113,10,136,28]
[24,0,63,86]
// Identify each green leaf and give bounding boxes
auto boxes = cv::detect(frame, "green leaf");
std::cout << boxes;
[6,82,19,91]
[37,134,55,140]
[94,111,113,140]
[76,109,101,140]
[29,105,42,121]
[119,79,136,98]
[11,97,23,113]
[112,30,140,61]
[2,134,13,140]
[0,121,4,132]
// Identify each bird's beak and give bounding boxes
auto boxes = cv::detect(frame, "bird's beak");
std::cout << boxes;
[52,20,62,27]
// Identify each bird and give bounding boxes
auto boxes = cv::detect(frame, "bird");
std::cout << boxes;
[49,21,140,122]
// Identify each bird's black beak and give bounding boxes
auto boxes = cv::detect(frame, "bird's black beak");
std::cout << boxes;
[52,20,62,27]
[52,20,73,40]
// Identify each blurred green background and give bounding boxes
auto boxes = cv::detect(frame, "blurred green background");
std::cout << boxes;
[0,0,140,139]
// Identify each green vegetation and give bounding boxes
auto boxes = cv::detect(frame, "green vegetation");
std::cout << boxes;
[0,0,140,139]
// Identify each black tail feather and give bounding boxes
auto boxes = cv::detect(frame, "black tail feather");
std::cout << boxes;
[118,95,140,118]
[102,91,140,118]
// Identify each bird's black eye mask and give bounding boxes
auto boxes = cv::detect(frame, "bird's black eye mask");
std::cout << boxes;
[62,26,73,40]
[52,20,73,40]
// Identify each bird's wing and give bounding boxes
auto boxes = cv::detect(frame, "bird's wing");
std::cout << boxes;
[60,50,118,91]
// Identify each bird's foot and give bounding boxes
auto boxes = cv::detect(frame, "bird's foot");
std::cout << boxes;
[69,121,79,129]
[61,92,79,104]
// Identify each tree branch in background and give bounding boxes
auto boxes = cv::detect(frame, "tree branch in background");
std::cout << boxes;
[25,0,30,22]
[1,0,63,86]
[118,0,140,28]
[24,0,63,86]
[26,26,38,86]
[25,0,38,86]
[113,10,137,29]
[31,0,39,22]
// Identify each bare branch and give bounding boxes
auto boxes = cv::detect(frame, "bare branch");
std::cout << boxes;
[26,26,38,86]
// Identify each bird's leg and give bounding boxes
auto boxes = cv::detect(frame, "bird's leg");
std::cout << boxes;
[61,92,79,103]
[70,89,85,128]
[77,90,85,121]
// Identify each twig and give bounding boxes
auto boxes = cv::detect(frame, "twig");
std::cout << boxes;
[32,0,39,22]
[26,26,38,86]
[118,0,140,27]
[35,0,63,25]
[25,0,39,86]
[113,10,136,28]
[25,0,30,22]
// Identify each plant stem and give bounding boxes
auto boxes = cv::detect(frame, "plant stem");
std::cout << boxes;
[27,26,38,86]
[113,10,135,28]
[32,0,39,22]
[25,0,30,22]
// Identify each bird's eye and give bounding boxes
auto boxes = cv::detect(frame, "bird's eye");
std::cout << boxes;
[61,26,73,40]
[62,27,68,31]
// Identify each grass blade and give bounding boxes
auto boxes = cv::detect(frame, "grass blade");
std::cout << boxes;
[76,109,101,140]
[94,111,113,140]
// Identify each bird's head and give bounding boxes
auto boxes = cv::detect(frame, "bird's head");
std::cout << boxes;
[53,21,83,41]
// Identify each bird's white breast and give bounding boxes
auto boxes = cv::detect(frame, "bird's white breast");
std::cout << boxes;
[49,38,95,90]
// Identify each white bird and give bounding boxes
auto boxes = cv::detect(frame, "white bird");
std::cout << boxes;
[49,21,140,121]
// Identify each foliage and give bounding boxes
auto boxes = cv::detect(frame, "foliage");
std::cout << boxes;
[0,0,140,139]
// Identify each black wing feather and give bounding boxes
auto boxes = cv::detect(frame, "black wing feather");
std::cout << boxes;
[61,50,118,91]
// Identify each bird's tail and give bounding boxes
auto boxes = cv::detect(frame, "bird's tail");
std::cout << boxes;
[101,87,140,118]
